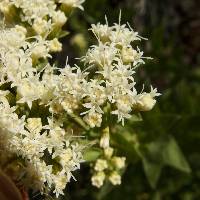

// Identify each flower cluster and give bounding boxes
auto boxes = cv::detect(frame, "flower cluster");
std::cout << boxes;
[0,0,85,52]
[0,1,160,197]
[0,96,83,197]
[0,0,86,197]
[81,18,160,126]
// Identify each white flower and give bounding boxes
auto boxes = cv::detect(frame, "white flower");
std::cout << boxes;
[83,110,102,128]
[31,43,50,60]
[59,0,85,10]
[0,101,84,196]
[121,46,144,66]
[0,27,27,50]
[0,0,12,14]
[136,93,156,111]
[91,171,105,188]
[82,42,118,67]
[135,87,161,111]
[12,25,27,40]
[59,148,73,165]
[59,64,88,100]
[61,95,79,114]
[110,23,141,46]
[82,79,107,111]
[111,94,135,125]
[33,18,51,35]
[11,0,56,24]
[17,77,45,108]
[53,172,68,197]
[0,10,160,197]
[94,159,108,172]
[26,118,42,134]
[52,10,67,27]
[90,23,113,43]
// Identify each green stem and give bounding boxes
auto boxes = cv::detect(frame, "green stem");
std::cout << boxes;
[68,112,90,131]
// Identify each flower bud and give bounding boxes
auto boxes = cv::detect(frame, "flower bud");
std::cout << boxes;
[91,171,105,188]
[59,0,84,14]
[121,47,138,64]
[83,112,102,128]
[71,33,87,51]
[104,147,114,158]
[94,159,108,172]
[59,148,73,166]
[100,127,110,148]
[49,38,62,52]
[31,44,49,60]
[52,11,67,27]
[136,93,156,111]
[33,18,50,35]
[109,171,121,185]
[112,157,126,169]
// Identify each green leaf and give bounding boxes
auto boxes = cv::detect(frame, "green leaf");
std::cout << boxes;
[142,158,162,189]
[111,131,139,163]
[140,135,191,188]
[152,192,162,200]
[141,156,163,189]
[83,148,101,162]
[139,139,164,188]
[163,137,191,173]
[129,113,143,123]
[58,30,69,38]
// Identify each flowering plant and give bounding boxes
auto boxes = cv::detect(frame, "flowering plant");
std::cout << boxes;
[0,0,161,199]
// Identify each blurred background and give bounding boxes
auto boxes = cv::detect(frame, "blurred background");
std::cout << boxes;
[55,0,200,199]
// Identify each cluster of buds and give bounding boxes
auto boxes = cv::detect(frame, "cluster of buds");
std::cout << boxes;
[91,127,126,188]
[91,150,126,188]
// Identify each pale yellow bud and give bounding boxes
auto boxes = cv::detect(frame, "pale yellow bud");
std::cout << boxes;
[109,171,121,185]
[91,171,105,188]
[49,38,62,52]
[59,148,73,166]
[137,93,156,111]
[112,157,126,169]
[31,45,49,60]
[100,127,110,148]
[94,159,108,172]
[83,112,102,128]
[33,18,50,35]
[104,147,114,158]
[52,11,67,27]
[121,47,138,64]
[71,33,87,50]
